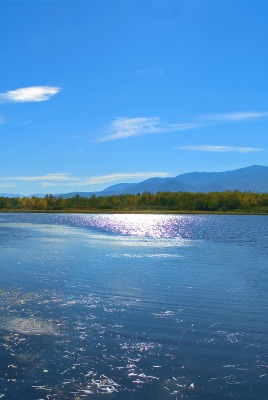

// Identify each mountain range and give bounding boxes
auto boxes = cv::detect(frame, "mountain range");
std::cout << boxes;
[1,165,268,198]
[60,165,268,198]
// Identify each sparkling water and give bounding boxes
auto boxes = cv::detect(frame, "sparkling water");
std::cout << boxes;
[0,213,267,399]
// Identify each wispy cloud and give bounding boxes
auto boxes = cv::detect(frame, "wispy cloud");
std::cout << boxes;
[97,110,268,142]
[201,111,268,122]
[0,183,17,188]
[97,117,199,142]
[176,145,262,153]
[15,120,33,126]
[42,172,170,187]
[0,86,60,103]
[1,171,170,189]
[81,172,170,185]
[0,115,5,124]
[2,173,77,182]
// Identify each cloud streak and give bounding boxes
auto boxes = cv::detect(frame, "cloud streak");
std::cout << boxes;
[201,111,268,122]
[0,183,17,188]
[96,111,268,142]
[1,172,170,188]
[0,86,60,103]
[176,145,262,153]
[81,172,170,185]
[97,117,199,142]
[2,173,77,182]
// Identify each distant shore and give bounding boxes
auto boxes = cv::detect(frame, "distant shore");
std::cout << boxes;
[1,191,268,214]
[0,209,267,215]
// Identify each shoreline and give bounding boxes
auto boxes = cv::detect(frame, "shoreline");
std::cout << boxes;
[0,209,267,215]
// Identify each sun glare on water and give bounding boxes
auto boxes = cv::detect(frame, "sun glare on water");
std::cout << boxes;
[79,213,192,239]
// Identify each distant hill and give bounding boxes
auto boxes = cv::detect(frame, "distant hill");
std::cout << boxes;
[59,191,95,199]
[0,193,22,198]
[1,165,268,198]
[176,165,268,192]
[61,165,268,197]
[102,177,194,195]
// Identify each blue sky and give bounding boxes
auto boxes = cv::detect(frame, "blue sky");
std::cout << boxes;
[1,0,268,195]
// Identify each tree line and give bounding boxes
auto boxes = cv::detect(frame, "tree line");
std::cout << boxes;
[1,191,268,213]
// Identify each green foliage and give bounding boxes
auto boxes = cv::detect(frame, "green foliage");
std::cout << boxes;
[0,191,268,213]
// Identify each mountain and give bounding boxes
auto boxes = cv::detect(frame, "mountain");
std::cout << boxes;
[176,165,268,192]
[101,177,194,195]
[101,183,137,194]
[59,191,95,199]
[2,165,268,198]
[91,165,268,195]
[58,165,268,197]
[0,193,22,198]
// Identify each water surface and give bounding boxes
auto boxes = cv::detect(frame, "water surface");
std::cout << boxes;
[0,213,267,399]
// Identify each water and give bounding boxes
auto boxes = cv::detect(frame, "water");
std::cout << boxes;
[0,213,267,399]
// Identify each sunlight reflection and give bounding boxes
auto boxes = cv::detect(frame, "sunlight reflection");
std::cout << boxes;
[79,214,199,239]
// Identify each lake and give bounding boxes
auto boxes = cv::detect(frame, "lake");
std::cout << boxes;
[0,213,267,399]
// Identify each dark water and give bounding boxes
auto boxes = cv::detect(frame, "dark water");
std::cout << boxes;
[0,213,267,399]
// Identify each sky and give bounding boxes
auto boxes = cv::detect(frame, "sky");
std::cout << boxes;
[0,0,268,195]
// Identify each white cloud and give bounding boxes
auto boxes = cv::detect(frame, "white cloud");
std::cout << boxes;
[98,117,199,142]
[0,86,60,103]
[82,172,170,185]
[0,115,5,124]
[2,173,77,182]
[99,117,160,141]
[202,111,268,122]
[0,183,17,188]
[176,145,262,153]
[41,172,170,187]
[1,171,170,189]
[96,110,268,142]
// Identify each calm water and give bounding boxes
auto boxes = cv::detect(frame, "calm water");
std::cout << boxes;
[0,213,267,399]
